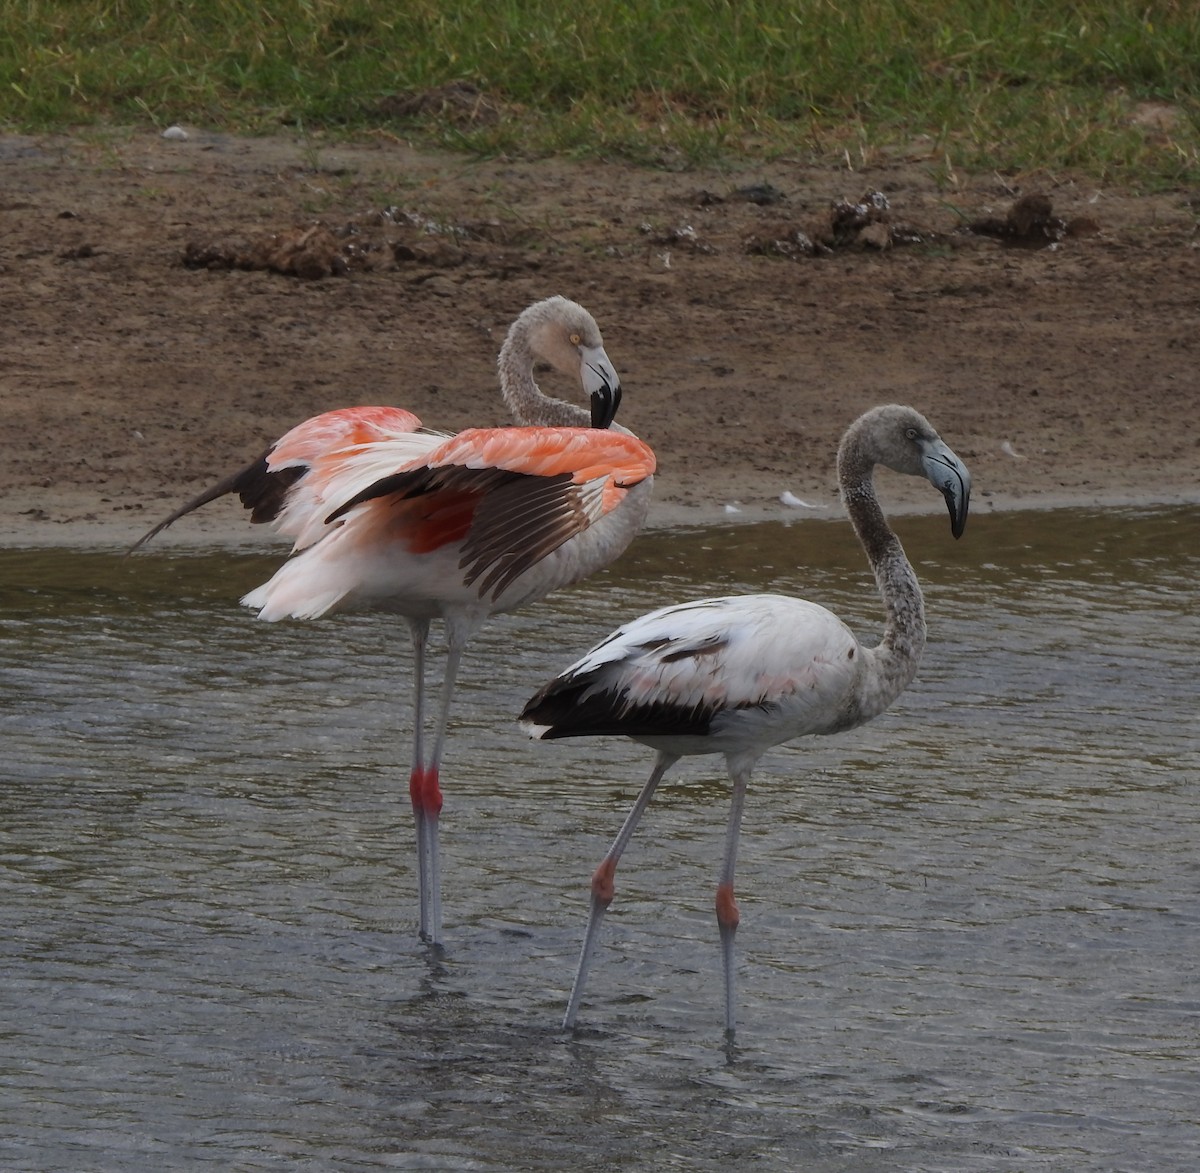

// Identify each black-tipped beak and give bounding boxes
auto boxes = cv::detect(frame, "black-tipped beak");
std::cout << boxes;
[589,377,622,429]
[921,442,971,539]
[581,344,621,429]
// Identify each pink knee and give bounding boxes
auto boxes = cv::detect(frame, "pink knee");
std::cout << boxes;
[409,765,443,817]
[716,882,740,930]
[591,858,617,906]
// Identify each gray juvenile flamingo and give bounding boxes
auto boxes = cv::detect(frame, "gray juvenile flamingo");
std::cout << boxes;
[521,404,969,1034]
[134,296,656,945]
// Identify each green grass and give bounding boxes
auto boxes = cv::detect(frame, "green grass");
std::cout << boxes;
[4,0,1200,184]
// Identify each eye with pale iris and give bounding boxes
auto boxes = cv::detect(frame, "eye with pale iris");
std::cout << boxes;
[905,427,918,440]
[569,332,582,346]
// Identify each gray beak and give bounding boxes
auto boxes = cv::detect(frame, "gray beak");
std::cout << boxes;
[921,440,971,538]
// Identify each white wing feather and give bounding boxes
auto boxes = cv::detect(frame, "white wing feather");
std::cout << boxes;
[565,594,861,733]
[274,432,449,550]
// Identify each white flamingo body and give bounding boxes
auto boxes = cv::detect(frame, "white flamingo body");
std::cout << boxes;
[135,296,655,946]
[527,594,878,762]
[521,404,970,1035]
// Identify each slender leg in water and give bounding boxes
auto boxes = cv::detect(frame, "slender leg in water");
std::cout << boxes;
[406,619,436,940]
[404,614,471,947]
[563,751,680,1029]
[716,766,750,1037]
[417,634,467,947]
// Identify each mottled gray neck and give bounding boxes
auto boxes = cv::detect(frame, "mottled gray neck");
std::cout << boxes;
[497,330,588,427]
[838,431,927,715]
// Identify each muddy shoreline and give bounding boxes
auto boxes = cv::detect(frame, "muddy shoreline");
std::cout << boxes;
[2,130,1196,550]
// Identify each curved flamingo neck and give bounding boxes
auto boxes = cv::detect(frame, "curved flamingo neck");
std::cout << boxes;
[497,330,588,427]
[838,432,927,717]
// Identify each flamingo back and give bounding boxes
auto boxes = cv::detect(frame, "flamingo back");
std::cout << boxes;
[521,594,867,754]
[267,406,424,469]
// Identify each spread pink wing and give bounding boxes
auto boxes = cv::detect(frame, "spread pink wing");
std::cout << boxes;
[329,425,657,600]
[271,409,449,550]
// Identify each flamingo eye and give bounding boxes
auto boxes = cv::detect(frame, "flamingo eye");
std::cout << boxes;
[905,427,918,440]
[569,332,582,346]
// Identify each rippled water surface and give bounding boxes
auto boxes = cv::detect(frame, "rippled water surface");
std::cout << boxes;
[2,506,1197,1171]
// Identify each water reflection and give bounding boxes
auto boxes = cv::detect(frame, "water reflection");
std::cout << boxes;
[1,506,1197,1170]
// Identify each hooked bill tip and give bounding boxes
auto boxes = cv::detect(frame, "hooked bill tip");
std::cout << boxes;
[945,476,970,539]
[589,379,622,429]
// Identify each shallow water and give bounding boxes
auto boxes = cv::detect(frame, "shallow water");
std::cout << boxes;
[2,506,1197,1171]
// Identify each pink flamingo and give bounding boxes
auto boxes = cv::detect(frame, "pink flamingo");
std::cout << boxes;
[521,405,970,1034]
[134,296,656,945]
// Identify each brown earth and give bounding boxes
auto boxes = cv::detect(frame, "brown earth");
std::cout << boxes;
[1,128,1197,547]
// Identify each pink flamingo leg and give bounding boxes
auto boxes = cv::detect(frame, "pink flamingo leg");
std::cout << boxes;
[411,763,443,943]
[564,751,678,1030]
[406,620,436,941]
[400,610,472,947]
[716,766,750,1038]
[420,633,470,940]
